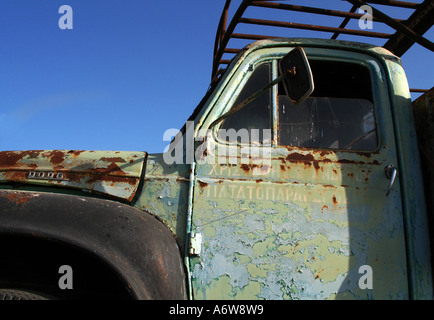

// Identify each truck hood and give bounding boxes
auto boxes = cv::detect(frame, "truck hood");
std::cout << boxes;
[0,150,146,202]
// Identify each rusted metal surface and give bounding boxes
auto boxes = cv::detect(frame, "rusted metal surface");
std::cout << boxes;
[384,0,434,56]
[239,17,392,38]
[0,150,146,202]
[347,0,434,52]
[190,150,409,299]
[332,5,359,40]
[212,0,433,83]
[212,0,250,79]
[190,151,409,299]
[366,0,421,9]
[181,39,433,299]
[251,1,402,22]
[133,153,191,246]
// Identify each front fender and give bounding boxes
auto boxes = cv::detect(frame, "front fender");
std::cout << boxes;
[0,190,187,300]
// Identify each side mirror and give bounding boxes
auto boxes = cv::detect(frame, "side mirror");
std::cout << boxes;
[279,47,314,104]
[208,47,315,130]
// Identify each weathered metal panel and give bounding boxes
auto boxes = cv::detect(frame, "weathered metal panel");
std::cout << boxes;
[383,63,434,299]
[190,150,408,299]
[133,153,190,246]
[189,42,411,300]
[0,150,146,202]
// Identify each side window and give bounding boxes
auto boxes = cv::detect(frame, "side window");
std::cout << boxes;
[219,63,271,144]
[278,60,378,151]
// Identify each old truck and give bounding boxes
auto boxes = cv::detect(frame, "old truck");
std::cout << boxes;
[0,0,433,300]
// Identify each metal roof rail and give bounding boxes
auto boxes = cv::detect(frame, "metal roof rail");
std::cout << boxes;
[211,0,434,85]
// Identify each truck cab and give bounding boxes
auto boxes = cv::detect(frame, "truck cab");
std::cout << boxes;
[174,38,432,299]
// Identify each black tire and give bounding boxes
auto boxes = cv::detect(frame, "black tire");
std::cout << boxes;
[0,289,50,300]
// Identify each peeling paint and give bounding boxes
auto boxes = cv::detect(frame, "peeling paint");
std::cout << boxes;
[0,150,146,202]
[188,42,413,300]
[133,153,190,246]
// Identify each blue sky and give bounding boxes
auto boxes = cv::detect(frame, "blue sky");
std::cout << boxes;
[1,1,432,154]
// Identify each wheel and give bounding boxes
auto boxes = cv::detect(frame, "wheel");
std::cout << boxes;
[0,289,50,300]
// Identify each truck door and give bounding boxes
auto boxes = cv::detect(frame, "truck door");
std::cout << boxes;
[189,48,408,299]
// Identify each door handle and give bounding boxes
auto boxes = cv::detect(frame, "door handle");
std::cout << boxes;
[385,164,398,196]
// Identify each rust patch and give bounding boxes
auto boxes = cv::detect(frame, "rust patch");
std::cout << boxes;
[286,153,315,162]
[3,171,28,182]
[321,205,328,214]
[92,163,126,176]
[239,163,270,174]
[332,195,338,205]
[67,150,85,158]
[61,171,82,183]
[3,191,35,206]
[100,157,127,163]
[240,163,251,172]
[337,159,360,165]
[64,163,137,186]
[198,181,208,188]
[280,151,380,168]
[319,150,333,157]
[42,150,65,165]
[88,174,136,185]
[336,159,379,165]
[0,150,43,167]
[284,152,331,169]
[364,170,371,183]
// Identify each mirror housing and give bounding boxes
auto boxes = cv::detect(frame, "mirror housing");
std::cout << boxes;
[279,47,314,104]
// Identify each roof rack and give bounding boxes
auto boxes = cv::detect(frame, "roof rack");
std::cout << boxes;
[211,0,434,91]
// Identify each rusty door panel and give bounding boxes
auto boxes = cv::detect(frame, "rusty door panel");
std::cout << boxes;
[0,150,146,202]
[190,149,408,299]
[189,47,408,300]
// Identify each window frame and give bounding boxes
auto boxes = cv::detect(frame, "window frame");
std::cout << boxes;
[208,48,385,155]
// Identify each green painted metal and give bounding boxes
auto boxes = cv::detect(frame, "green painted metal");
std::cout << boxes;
[384,67,433,298]
[0,39,432,300]
[186,41,416,299]
[133,153,191,245]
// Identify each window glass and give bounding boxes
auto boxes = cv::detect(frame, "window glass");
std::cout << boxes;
[278,60,378,151]
[219,63,271,144]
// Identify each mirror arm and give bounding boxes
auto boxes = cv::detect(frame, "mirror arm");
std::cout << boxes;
[209,72,288,129]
